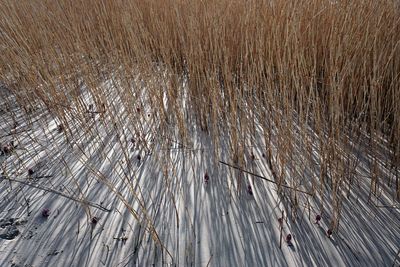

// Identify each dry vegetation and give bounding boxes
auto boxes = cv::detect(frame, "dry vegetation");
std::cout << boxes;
[0,0,399,246]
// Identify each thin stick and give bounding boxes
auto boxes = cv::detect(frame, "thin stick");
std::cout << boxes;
[219,161,312,195]
[206,254,213,267]
[1,176,112,212]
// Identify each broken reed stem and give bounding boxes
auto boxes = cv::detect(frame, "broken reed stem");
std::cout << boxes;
[1,176,112,212]
[219,160,313,196]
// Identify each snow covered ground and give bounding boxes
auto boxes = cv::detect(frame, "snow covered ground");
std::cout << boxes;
[0,85,399,267]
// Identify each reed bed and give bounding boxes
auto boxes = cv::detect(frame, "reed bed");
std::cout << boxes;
[1,0,399,238]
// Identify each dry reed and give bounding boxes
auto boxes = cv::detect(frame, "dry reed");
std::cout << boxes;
[1,0,399,239]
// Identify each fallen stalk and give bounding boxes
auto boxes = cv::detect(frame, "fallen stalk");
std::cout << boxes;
[219,160,313,196]
[1,175,112,212]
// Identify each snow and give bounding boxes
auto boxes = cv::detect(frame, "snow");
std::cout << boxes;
[0,84,399,267]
